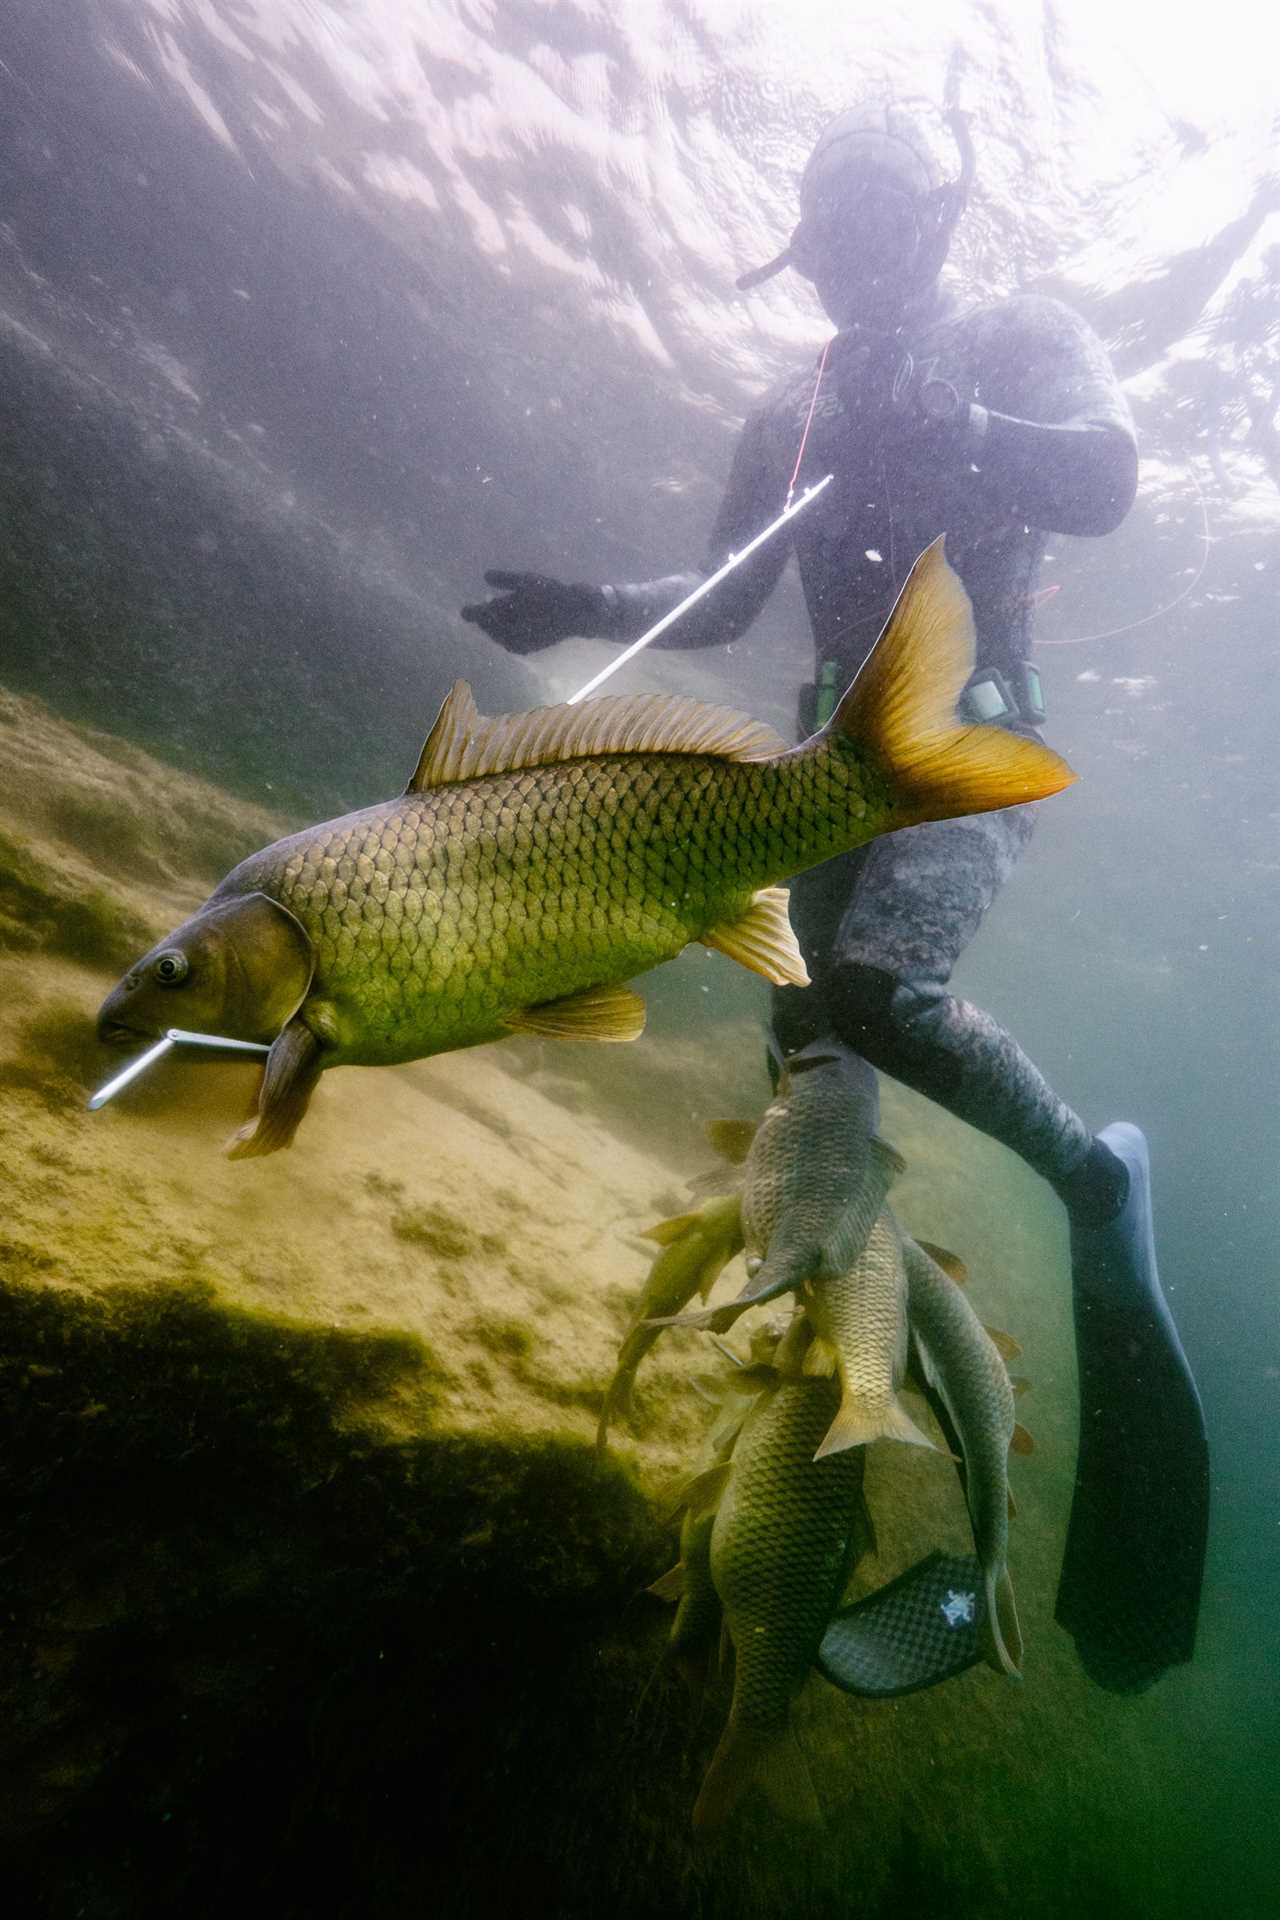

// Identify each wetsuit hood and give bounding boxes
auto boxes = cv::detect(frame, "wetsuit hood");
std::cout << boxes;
[738,104,974,326]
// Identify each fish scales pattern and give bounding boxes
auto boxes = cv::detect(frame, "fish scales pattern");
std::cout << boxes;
[810,1211,910,1412]
[903,1242,1015,1567]
[742,1067,886,1266]
[710,1378,865,1735]
[248,741,883,1066]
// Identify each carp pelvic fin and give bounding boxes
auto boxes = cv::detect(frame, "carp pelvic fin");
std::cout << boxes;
[505,981,646,1042]
[701,886,810,987]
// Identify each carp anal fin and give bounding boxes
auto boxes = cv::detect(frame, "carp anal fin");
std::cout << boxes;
[701,886,810,987]
[505,982,646,1042]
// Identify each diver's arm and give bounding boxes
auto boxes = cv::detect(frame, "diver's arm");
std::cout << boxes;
[598,409,790,650]
[961,407,1138,537]
[931,293,1138,538]
[462,409,787,653]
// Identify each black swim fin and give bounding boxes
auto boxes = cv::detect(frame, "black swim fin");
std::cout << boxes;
[817,1551,986,1697]
[1056,1123,1209,1693]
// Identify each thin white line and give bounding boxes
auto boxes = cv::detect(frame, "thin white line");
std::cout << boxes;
[568,474,833,704]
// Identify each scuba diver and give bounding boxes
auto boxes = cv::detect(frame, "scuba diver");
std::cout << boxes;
[461,103,1208,1695]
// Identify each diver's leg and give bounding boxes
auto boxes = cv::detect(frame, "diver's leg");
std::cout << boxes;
[787,805,1104,1190]
[769,847,881,1115]
[773,803,1207,1691]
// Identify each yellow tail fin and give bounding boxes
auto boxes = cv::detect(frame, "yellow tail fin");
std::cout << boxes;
[830,537,1076,822]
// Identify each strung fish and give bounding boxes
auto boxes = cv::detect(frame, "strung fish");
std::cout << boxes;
[803,1207,938,1457]
[597,1193,744,1451]
[696,1370,867,1833]
[648,1356,774,1698]
[902,1235,1024,1679]
[647,1047,904,1335]
[96,540,1074,1156]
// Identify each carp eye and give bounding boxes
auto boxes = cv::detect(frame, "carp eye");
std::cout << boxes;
[152,948,190,986]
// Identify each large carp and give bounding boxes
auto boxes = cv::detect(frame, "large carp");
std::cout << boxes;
[97,541,1072,1156]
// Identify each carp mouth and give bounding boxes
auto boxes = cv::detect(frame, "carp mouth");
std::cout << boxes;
[97,1015,156,1050]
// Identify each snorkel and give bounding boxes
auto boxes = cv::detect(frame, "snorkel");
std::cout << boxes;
[736,105,976,323]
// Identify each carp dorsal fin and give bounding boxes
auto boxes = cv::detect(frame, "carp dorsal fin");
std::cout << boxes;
[406,680,787,791]
[407,680,482,792]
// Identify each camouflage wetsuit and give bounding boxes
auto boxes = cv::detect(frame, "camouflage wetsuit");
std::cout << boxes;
[596,288,1138,1191]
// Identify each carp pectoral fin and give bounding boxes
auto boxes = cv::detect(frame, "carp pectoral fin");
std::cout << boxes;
[647,1561,686,1603]
[505,982,646,1042]
[915,1239,969,1284]
[702,886,810,987]
[224,1020,323,1160]
[705,1118,759,1164]
[1011,1421,1035,1456]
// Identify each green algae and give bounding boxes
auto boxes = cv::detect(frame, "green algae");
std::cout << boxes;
[390,1203,477,1262]
[0,1270,687,1919]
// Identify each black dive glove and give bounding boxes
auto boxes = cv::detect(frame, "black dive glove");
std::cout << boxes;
[460,570,611,653]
